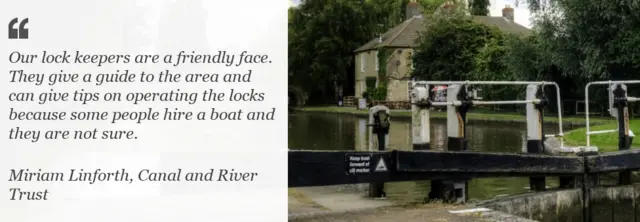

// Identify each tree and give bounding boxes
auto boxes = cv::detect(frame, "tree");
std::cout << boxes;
[473,33,525,101]
[412,11,503,81]
[519,0,640,108]
[365,0,457,39]
[468,0,490,16]
[421,0,460,14]
[524,0,640,82]
[289,0,378,103]
[366,0,407,34]
[288,0,465,103]
[474,34,563,111]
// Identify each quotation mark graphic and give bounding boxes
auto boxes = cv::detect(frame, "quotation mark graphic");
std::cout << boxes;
[8,18,29,39]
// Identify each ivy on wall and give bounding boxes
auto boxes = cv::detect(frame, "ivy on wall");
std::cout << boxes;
[367,48,394,101]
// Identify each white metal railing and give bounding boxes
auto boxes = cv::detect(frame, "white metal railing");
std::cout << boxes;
[587,129,618,135]
[413,81,564,140]
[430,99,542,107]
[413,81,557,86]
[584,80,640,146]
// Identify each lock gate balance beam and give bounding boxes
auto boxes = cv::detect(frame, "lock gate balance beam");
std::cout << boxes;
[288,150,584,188]
[367,105,391,198]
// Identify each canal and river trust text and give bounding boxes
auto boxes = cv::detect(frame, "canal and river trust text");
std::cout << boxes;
[6,168,258,201]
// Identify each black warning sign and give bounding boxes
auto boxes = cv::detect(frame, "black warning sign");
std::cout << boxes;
[345,154,372,174]
[374,157,388,172]
[345,154,391,174]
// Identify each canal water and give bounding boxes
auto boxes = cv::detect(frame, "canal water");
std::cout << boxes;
[288,112,571,204]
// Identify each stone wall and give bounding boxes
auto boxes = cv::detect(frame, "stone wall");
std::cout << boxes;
[385,48,413,102]
[478,189,583,222]
[478,185,640,222]
[588,185,638,222]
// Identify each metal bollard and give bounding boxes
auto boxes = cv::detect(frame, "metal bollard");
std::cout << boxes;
[613,84,632,185]
[411,82,431,150]
[434,84,469,204]
[525,84,547,191]
[368,105,390,198]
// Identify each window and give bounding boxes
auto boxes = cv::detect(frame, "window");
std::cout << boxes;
[365,77,377,89]
[374,51,379,71]
[360,54,365,72]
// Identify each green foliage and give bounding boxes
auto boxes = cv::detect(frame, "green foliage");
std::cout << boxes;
[420,0,457,14]
[368,86,388,101]
[501,35,544,81]
[288,0,470,104]
[474,36,508,80]
[473,34,558,101]
[289,0,382,103]
[524,0,640,82]
[289,0,452,103]
[473,34,521,100]
[467,0,490,16]
[362,91,369,99]
[355,48,394,101]
[365,77,377,88]
[494,0,640,108]
[410,8,556,103]
[412,13,503,81]
[366,0,410,35]
[369,48,393,101]
[564,119,640,151]
[288,0,640,108]
[364,0,457,38]
[377,48,392,78]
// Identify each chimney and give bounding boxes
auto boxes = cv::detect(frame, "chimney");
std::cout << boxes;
[502,5,514,21]
[405,1,422,20]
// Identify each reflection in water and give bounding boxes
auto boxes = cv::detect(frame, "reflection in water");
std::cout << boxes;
[289,112,565,204]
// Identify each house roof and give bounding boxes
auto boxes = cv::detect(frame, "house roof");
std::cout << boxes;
[472,16,530,35]
[353,15,531,53]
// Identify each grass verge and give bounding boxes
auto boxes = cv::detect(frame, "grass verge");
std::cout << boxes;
[564,119,640,152]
